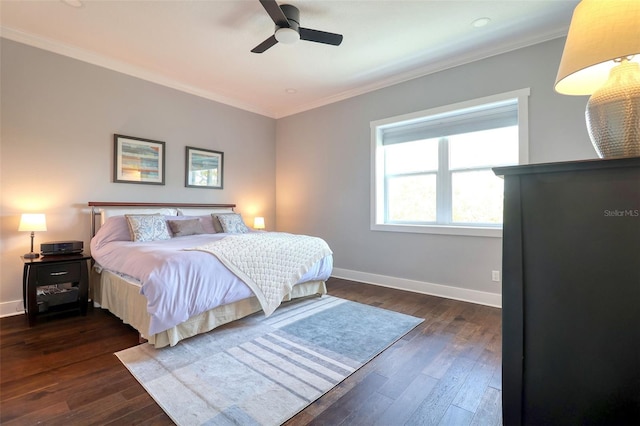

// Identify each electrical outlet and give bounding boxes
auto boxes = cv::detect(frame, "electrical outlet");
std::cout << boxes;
[492,270,500,282]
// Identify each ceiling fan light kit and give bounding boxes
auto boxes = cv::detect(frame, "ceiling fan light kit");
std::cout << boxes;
[252,0,343,53]
[275,27,299,44]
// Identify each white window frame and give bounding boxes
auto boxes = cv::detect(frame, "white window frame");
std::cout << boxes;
[370,89,530,238]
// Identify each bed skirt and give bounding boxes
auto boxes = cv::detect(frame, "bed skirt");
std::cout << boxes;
[90,268,327,348]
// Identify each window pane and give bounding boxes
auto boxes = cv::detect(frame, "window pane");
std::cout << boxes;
[449,126,518,170]
[384,138,439,175]
[452,170,504,224]
[387,174,436,222]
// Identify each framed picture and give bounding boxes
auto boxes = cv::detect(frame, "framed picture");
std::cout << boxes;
[185,146,224,189]
[113,134,165,185]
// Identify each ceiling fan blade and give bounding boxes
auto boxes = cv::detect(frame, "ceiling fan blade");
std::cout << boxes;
[299,27,343,46]
[259,0,290,28]
[251,35,278,53]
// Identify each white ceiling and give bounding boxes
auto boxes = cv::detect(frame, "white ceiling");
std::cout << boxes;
[0,0,578,118]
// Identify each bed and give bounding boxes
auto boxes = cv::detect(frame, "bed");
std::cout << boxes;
[88,202,333,348]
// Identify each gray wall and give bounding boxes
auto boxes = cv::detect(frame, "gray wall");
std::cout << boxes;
[1,39,276,314]
[1,36,598,314]
[275,38,596,300]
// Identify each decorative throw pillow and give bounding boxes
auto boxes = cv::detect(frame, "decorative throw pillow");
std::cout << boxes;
[167,218,206,237]
[211,213,238,233]
[194,215,217,234]
[166,215,217,234]
[125,214,171,242]
[216,213,250,234]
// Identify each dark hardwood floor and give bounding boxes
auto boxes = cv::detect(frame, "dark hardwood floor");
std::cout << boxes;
[0,277,502,425]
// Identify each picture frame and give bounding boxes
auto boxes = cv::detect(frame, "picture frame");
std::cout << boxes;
[113,134,165,185]
[185,146,224,189]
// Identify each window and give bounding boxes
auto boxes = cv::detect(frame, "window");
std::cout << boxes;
[371,89,529,237]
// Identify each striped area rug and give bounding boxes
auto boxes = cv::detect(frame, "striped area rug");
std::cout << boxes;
[115,295,423,425]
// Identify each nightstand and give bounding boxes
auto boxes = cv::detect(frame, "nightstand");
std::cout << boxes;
[22,254,91,326]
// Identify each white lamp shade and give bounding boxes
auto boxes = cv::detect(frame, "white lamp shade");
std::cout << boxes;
[253,217,265,230]
[18,213,47,232]
[555,0,640,95]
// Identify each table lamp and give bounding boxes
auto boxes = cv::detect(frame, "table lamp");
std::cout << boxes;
[253,217,265,230]
[554,0,640,158]
[18,213,47,259]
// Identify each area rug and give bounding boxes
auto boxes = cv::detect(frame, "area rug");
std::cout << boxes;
[115,295,423,425]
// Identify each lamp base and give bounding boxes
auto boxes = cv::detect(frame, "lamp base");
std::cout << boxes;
[586,60,640,158]
[23,252,40,259]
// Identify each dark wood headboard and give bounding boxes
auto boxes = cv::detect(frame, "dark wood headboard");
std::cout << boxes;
[88,202,236,208]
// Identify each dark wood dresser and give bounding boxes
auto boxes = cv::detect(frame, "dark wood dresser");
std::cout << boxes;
[494,157,640,425]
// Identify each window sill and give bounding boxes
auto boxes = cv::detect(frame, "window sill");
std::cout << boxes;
[370,223,502,238]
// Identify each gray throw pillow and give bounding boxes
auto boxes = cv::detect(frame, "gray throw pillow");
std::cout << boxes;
[167,218,206,237]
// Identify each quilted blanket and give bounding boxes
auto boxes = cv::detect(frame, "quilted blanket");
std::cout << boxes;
[188,232,332,316]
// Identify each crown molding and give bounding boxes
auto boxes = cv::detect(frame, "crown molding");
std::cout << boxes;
[2,24,568,120]
[272,27,569,118]
[0,26,275,118]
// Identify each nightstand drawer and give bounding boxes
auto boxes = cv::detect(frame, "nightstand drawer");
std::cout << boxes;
[36,262,81,284]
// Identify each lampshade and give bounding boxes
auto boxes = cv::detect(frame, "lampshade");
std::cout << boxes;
[253,217,265,230]
[555,0,639,94]
[18,213,47,232]
[555,0,640,158]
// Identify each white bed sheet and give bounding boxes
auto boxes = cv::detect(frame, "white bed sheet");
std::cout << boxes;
[91,232,333,335]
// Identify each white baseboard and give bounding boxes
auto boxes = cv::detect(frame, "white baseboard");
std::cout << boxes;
[0,300,25,318]
[331,267,502,308]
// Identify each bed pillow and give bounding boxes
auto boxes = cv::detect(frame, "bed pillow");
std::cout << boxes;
[90,216,132,251]
[170,214,217,234]
[167,218,206,237]
[196,215,217,234]
[125,214,171,242]
[211,213,236,233]
[216,213,250,234]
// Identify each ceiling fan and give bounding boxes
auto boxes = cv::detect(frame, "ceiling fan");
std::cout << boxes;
[251,0,343,53]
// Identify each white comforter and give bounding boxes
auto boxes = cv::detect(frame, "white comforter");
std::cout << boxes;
[90,232,333,335]
[190,233,333,316]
